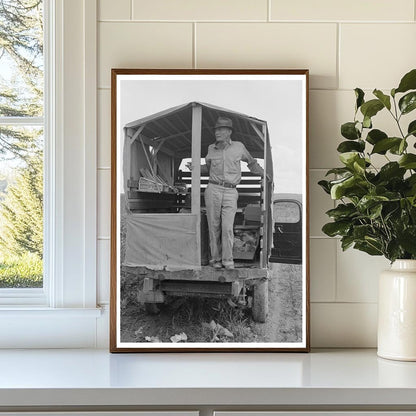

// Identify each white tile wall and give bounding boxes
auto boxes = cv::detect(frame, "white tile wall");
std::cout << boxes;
[336,246,389,303]
[309,90,353,169]
[196,23,338,89]
[311,303,378,347]
[99,0,131,21]
[98,169,111,239]
[270,0,415,22]
[339,24,416,90]
[98,22,193,88]
[96,0,416,347]
[98,90,111,168]
[310,239,336,302]
[132,0,268,21]
[97,239,110,304]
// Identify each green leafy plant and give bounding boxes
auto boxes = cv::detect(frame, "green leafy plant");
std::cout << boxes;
[319,69,416,262]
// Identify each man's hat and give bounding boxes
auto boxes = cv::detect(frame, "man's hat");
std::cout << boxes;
[214,116,233,131]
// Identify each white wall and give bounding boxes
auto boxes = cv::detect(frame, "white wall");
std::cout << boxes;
[96,0,416,348]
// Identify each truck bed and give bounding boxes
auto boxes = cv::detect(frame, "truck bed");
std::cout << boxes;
[123,262,268,283]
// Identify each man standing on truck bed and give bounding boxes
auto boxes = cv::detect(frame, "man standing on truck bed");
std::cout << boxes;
[189,116,264,270]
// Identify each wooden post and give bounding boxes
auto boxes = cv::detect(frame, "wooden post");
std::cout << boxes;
[260,122,268,269]
[191,104,202,266]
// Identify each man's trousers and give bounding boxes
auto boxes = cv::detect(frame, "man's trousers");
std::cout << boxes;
[204,183,238,267]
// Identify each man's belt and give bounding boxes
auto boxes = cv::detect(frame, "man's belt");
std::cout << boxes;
[208,179,237,188]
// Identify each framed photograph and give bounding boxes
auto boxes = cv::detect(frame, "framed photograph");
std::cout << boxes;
[110,69,309,352]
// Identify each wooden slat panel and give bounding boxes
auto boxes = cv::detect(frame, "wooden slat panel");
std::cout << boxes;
[180,171,261,178]
[128,200,175,210]
[123,265,267,281]
[161,281,232,295]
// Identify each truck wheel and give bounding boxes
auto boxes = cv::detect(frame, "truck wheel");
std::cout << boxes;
[144,303,160,315]
[252,279,268,323]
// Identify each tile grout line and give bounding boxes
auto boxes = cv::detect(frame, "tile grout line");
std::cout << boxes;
[336,22,340,90]
[311,301,378,305]
[130,0,133,20]
[97,19,415,24]
[193,22,197,69]
[268,0,271,22]
[334,229,339,303]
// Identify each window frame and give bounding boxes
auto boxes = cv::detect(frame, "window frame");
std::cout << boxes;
[0,0,100,348]
[0,1,48,304]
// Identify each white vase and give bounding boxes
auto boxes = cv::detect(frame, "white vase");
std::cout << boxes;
[378,259,416,361]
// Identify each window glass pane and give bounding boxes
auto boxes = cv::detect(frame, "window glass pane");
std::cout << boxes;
[274,201,300,223]
[0,126,43,288]
[0,0,44,117]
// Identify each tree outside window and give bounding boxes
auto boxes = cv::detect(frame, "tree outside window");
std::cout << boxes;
[0,0,44,288]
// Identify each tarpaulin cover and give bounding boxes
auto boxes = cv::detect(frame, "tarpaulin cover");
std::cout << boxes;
[124,214,199,270]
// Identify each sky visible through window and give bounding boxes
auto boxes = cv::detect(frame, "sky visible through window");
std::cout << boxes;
[0,0,44,288]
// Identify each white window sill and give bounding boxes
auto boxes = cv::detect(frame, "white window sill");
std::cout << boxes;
[0,307,102,317]
[0,307,103,348]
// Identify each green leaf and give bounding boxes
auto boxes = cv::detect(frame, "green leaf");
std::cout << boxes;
[339,152,360,167]
[326,203,356,220]
[330,175,366,200]
[363,115,372,129]
[398,227,416,255]
[325,167,351,176]
[353,224,374,240]
[371,137,402,154]
[366,129,387,145]
[360,99,384,119]
[341,122,360,140]
[322,221,351,237]
[337,140,365,153]
[341,235,355,251]
[399,139,407,154]
[399,92,416,115]
[407,120,416,137]
[405,174,416,196]
[357,195,389,211]
[355,88,365,110]
[318,180,331,194]
[330,176,354,199]
[369,203,383,220]
[353,158,366,174]
[377,162,406,181]
[373,89,391,110]
[386,240,402,262]
[395,69,416,94]
[389,139,408,155]
[399,154,416,169]
[354,241,383,256]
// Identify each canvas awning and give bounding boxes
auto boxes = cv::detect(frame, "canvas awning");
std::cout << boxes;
[124,101,268,159]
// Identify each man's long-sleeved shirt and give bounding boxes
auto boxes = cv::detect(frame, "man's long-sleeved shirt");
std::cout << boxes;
[204,140,264,186]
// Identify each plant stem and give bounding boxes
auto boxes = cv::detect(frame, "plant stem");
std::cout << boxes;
[391,97,406,139]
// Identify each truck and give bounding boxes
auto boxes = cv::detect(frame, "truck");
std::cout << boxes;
[121,101,279,323]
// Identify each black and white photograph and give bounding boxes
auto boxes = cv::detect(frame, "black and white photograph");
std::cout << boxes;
[110,69,309,352]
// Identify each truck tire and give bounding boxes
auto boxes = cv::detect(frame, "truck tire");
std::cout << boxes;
[252,279,268,323]
[144,303,160,315]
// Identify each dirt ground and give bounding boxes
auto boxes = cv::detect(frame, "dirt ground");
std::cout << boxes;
[254,262,303,342]
[120,261,303,344]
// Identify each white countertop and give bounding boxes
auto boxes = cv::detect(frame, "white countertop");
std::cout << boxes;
[0,349,416,407]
